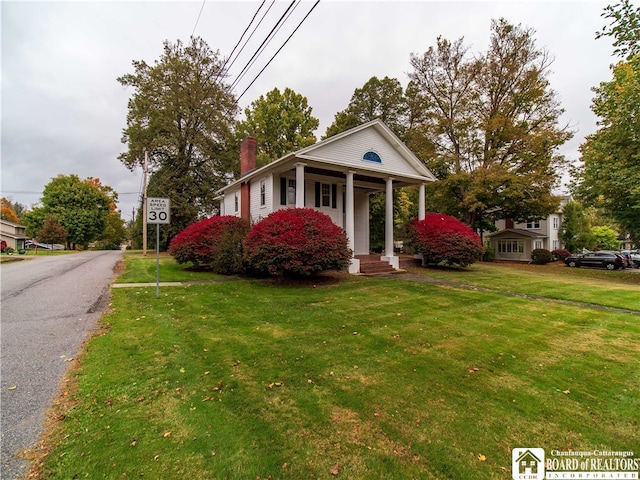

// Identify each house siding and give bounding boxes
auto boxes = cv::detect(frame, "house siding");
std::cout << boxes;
[308,128,419,177]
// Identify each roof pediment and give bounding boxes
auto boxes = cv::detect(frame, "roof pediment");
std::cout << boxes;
[217,120,435,194]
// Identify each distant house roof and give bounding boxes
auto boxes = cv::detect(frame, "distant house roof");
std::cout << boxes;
[0,219,26,229]
[487,228,547,239]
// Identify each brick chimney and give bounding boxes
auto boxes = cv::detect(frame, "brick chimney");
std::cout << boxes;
[240,136,256,176]
[240,137,256,221]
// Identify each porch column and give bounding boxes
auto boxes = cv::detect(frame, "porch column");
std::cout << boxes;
[346,171,359,273]
[295,162,306,208]
[418,183,425,220]
[385,177,394,257]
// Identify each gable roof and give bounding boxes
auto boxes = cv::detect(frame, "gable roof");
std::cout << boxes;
[217,119,436,195]
[487,228,547,239]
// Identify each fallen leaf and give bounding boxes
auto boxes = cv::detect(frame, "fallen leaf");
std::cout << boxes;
[163,431,172,438]
[7,385,17,391]
[563,390,570,395]
[330,464,341,475]
[179,367,185,373]
[477,453,486,461]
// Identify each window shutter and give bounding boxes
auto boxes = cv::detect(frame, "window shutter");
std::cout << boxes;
[315,182,320,208]
[280,177,286,205]
[331,184,337,208]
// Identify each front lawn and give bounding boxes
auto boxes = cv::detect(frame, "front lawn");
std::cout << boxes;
[30,256,640,479]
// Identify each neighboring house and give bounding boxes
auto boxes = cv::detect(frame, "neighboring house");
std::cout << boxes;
[486,211,564,262]
[0,219,28,251]
[215,119,436,273]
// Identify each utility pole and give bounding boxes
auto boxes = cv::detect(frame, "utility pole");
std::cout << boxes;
[142,151,148,256]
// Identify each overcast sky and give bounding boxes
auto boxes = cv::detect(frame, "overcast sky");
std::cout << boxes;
[1,0,617,222]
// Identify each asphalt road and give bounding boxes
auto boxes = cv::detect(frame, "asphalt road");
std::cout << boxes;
[1,250,123,480]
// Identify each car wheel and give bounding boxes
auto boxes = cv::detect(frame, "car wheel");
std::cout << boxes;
[568,261,577,268]
[605,263,616,270]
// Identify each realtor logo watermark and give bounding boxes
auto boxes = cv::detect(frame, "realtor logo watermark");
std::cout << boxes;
[512,448,639,480]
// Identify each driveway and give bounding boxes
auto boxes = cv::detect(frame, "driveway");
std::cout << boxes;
[1,250,122,480]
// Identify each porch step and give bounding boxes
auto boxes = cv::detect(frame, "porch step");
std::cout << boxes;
[356,255,396,274]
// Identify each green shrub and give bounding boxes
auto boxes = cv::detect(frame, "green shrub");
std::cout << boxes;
[243,208,352,277]
[531,248,553,264]
[168,216,250,274]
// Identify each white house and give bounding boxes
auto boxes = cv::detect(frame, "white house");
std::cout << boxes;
[215,120,436,273]
[486,206,565,262]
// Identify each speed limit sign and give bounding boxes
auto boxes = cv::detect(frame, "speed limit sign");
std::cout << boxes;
[146,197,170,224]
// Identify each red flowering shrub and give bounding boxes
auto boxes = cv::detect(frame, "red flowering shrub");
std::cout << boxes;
[408,213,483,267]
[168,216,250,274]
[552,248,571,261]
[243,208,352,277]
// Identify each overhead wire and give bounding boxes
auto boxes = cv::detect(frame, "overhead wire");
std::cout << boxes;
[228,0,298,92]
[236,0,320,101]
[190,0,207,38]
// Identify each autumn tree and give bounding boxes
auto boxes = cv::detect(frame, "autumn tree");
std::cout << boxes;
[37,216,67,250]
[324,76,408,139]
[573,3,640,243]
[0,197,21,223]
[23,175,113,248]
[118,37,238,241]
[407,19,572,232]
[236,87,318,167]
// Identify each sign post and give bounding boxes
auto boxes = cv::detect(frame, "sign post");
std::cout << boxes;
[146,197,170,298]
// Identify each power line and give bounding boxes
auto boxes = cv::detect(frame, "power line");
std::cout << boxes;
[191,0,207,38]
[237,0,320,101]
[229,1,297,92]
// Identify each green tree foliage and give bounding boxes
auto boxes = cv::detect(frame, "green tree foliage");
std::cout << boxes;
[591,225,620,250]
[118,37,238,241]
[407,19,572,232]
[596,0,640,60]
[574,54,640,243]
[324,76,408,139]
[23,175,113,248]
[37,216,67,247]
[236,87,318,167]
[96,211,128,250]
[559,200,593,253]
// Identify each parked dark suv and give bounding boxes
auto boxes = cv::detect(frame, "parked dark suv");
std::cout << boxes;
[564,251,626,270]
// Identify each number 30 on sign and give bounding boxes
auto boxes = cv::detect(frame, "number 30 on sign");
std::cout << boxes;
[147,197,170,224]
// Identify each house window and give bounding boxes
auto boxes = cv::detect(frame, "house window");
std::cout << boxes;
[534,240,543,250]
[288,179,296,205]
[363,151,382,163]
[321,183,330,207]
[553,216,559,229]
[526,221,541,229]
[234,191,239,213]
[260,179,266,206]
[552,240,559,250]
[497,239,524,254]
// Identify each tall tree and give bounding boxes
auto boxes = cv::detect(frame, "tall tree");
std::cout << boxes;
[23,175,112,248]
[595,0,640,60]
[324,76,408,139]
[118,37,238,239]
[407,19,572,232]
[236,87,318,167]
[559,200,592,253]
[574,4,640,244]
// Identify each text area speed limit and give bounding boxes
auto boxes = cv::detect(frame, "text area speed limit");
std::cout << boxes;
[146,197,170,224]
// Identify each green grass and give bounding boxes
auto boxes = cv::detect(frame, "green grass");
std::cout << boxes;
[115,251,227,283]
[33,257,640,479]
[405,261,640,311]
